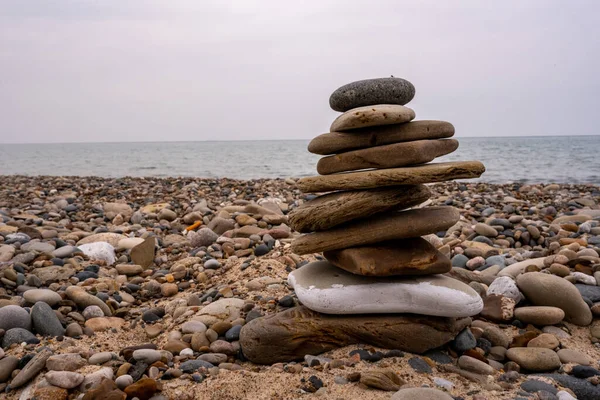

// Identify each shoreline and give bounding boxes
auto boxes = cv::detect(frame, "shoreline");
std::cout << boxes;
[0,176,599,399]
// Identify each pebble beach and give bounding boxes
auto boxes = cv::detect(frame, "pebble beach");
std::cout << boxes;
[0,175,599,400]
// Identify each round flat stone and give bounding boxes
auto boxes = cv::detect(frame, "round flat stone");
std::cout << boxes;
[288,261,483,317]
[309,120,455,155]
[329,77,416,112]
[323,238,451,276]
[296,161,486,193]
[291,206,459,255]
[317,139,459,175]
[330,105,415,132]
[514,306,565,326]
[288,185,431,233]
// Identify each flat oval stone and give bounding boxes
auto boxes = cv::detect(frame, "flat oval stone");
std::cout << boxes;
[317,139,459,175]
[288,185,430,233]
[239,306,471,364]
[288,261,483,317]
[330,105,415,132]
[505,347,561,372]
[297,161,486,193]
[514,306,565,326]
[23,289,62,307]
[291,206,459,255]
[329,77,416,112]
[309,120,455,155]
[323,238,451,276]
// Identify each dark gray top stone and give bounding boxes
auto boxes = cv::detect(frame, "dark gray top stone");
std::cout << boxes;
[540,374,600,400]
[0,305,31,331]
[329,77,415,112]
[575,284,600,302]
[2,327,36,348]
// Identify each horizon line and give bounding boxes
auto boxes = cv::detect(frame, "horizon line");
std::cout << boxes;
[1,133,599,145]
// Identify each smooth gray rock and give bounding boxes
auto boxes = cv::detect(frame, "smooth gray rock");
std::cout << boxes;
[8,348,52,389]
[2,328,36,347]
[179,359,214,373]
[329,77,415,112]
[0,356,19,383]
[0,305,31,331]
[23,289,62,306]
[541,374,600,400]
[31,301,65,337]
[575,284,600,302]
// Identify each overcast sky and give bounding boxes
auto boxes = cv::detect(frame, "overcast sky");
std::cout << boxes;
[1,0,599,144]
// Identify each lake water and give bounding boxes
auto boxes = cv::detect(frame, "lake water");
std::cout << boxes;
[1,136,599,184]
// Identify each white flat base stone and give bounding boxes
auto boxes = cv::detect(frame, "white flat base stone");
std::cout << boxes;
[288,261,483,317]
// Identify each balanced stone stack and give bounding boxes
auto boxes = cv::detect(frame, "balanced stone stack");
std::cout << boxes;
[240,77,486,364]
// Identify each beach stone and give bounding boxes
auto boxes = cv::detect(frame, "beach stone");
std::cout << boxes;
[46,353,87,371]
[89,352,115,365]
[65,286,112,316]
[195,298,245,326]
[66,322,83,338]
[0,356,19,383]
[330,104,415,131]
[52,245,77,258]
[291,206,460,255]
[0,305,31,331]
[115,374,133,390]
[21,241,55,253]
[239,306,471,364]
[83,306,105,320]
[2,327,36,347]
[181,320,207,334]
[32,265,76,284]
[0,244,16,262]
[505,347,561,371]
[575,284,600,302]
[103,203,133,221]
[289,185,430,233]
[359,369,404,391]
[527,333,560,349]
[132,349,162,364]
[23,289,62,306]
[180,359,214,373]
[514,306,565,326]
[130,236,156,268]
[487,276,523,302]
[557,349,593,365]
[309,120,455,155]
[116,264,143,276]
[458,355,496,375]
[521,379,558,394]
[324,238,451,276]
[297,161,485,192]
[541,374,600,400]
[77,242,116,265]
[516,272,592,326]
[329,77,415,112]
[391,387,453,400]
[79,367,114,392]
[124,377,158,399]
[31,301,65,336]
[289,261,482,316]
[189,228,219,247]
[451,328,477,352]
[45,371,84,389]
[77,232,126,247]
[10,349,52,390]
[317,139,458,175]
[85,317,125,332]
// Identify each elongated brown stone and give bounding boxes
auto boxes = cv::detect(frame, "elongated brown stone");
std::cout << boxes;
[308,120,455,155]
[291,206,459,255]
[288,185,430,233]
[324,238,451,276]
[297,161,485,193]
[317,139,459,175]
[239,306,471,364]
[330,105,415,131]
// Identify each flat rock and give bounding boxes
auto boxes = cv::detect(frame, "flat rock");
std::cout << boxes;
[289,185,430,233]
[329,77,416,112]
[309,120,455,155]
[288,261,483,317]
[297,161,486,192]
[9,348,52,389]
[516,272,592,326]
[32,265,76,284]
[505,347,561,372]
[84,317,125,332]
[195,298,245,327]
[323,238,451,276]
[45,371,84,389]
[46,353,87,371]
[76,232,126,247]
[23,289,62,307]
[514,306,565,326]
[317,139,459,175]
[575,284,600,302]
[330,104,415,132]
[498,257,546,278]
[291,206,460,254]
[557,349,593,365]
[130,236,156,268]
[116,237,144,250]
[239,306,471,364]
[2,327,36,347]
[541,373,600,400]
[0,356,19,383]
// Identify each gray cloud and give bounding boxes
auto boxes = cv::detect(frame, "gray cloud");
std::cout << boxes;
[1,0,599,143]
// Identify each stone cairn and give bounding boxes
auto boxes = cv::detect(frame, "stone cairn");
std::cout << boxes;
[240,77,487,364]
